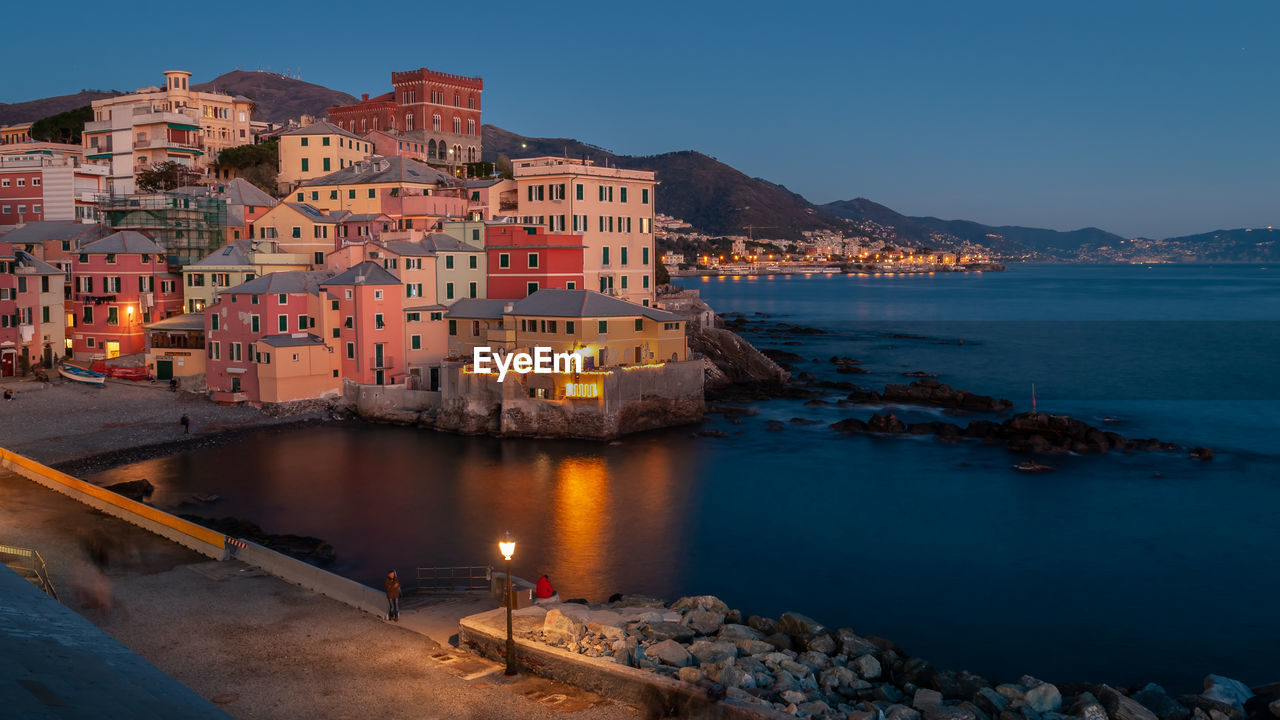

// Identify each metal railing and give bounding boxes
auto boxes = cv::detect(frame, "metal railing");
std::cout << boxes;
[0,543,58,600]
[413,565,491,594]
[370,354,395,369]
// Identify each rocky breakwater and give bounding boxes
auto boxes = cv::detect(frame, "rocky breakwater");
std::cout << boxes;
[847,380,1014,413]
[833,410,1212,459]
[520,595,1271,720]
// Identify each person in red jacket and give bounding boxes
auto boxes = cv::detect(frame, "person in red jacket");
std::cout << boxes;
[534,574,560,604]
[385,570,401,621]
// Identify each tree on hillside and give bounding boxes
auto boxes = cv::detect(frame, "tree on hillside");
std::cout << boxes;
[214,141,278,195]
[136,161,203,193]
[655,263,671,286]
[30,106,93,144]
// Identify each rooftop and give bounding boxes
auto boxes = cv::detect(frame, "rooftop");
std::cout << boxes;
[445,298,511,320]
[144,312,206,331]
[279,120,364,143]
[300,156,455,188]
[322,261,401,287]
[225,270,333,296]
[0,221,108,246]
[512,289,681,321]
[188,240,252,268]
[259,332,327,348]
[80,231,166,255]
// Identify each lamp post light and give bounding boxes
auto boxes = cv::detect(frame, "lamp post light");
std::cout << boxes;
[498,532,517,675]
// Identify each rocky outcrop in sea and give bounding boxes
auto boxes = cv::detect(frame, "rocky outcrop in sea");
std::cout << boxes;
[519,595,1272,720]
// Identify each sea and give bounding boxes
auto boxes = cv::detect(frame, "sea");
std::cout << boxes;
[89,264,1280,691]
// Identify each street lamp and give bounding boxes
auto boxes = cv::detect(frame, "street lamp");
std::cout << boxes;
[498,532,517,675]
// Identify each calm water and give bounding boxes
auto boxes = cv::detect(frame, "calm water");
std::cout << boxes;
[91,265,1280,690]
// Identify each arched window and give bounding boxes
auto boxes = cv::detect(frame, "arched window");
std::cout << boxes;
[467,119,475,136]
[453,117,461,134]
[361,118,367,132]
[405,113,414,131]
[454,93,459,107]
[432,114,441,131]
[428,139,437,157]
[438,140,447,160]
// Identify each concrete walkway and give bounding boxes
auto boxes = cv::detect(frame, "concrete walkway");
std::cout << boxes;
[0,468,638,720]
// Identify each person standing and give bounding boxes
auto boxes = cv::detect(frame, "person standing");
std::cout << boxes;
[180,414,190,434]
[385,570,401,621]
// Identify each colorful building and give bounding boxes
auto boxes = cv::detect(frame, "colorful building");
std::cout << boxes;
[328,67,483,173]
[204,271,339,405]
[68,231,183,360]
[276,120,373,193]
[290,156,466,223]
[484,224,585,299]
[172,178,278,243]
[143,312,206,382]
[0,144,107,228]
[465,178,516,221]
[512,156,657,306]
[362,129,432,164]
[445,289,686,368]
[0,123,33,145]
[83,70,253,194]
[0,221,110,283]
[0,242,66,374]
[181,238,319,313]
[321,261,406,386]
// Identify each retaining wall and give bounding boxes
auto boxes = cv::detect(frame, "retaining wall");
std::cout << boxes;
[0,448,226,559]
[229,540,385,617]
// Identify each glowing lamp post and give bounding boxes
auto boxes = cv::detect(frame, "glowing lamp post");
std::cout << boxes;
[498,532,517,675]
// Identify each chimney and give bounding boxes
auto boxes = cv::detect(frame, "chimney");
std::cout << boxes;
[503,302,514,313]
[361,93,369,101]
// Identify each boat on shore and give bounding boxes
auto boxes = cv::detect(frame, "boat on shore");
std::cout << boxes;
[58,363,106,387]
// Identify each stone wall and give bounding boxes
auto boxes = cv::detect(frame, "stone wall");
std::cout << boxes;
[342,379,441,423]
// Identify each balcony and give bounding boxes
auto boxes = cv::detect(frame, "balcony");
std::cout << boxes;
[498,200,519,212]
[370,355,395,370]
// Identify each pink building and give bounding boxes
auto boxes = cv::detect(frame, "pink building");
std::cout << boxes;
[69,231,182,360]
[204,271,339,404]
[321,261,405,386]
[0,242,66,374]
[466,178,516,221]
[363,129,432,163]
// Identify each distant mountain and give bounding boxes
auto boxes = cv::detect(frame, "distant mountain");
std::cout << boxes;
[192,71,357,124]
[909,216,1127,259]
[1145,227,1280,263]
[819,198,938,245]
[0,90,123,126]
[483,125,845,239]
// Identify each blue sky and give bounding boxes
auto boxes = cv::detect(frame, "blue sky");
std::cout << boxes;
[6,0,1276,238]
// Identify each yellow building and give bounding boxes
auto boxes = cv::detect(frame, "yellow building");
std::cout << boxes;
[250,202,352,267]
[0,123,33,145]
[83,70,253,194]
[290,156,467,220]
[143,312,206,381]
[181,239,316,313]
[276,120,373,193]
[445,289,686,368]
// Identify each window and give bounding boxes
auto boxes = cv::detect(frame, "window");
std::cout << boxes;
[621,248,628,266]
[314,252,324,265]
[301,137,309,147]
[411,335,421,350]
[566,281,576,290]
[107,307,119,325]
[322,136,330,146]
[465,281,475,298]
[445,256,454,269]
[471,321,480,337]
[211,313,219,331]
[209,341,220,360]
[602,247,610,265]
[598,320,607,333]
[445,282,454,299]
[430,312,443,321]
[643,275,650,289]
[643,247,650,265]
[323,158,331,171]
[528,253,539,269]
[642,188,650,204]
[499,253,510,269]
[33,204,41,214]
[292,226,301,238]
[448,320,457,335]
[375,313,385,329]
[301,158,309,172]
[346,342,355,359]
[278,293,288,305]
[620,187,628,203]
[349,190,356,199]
[259,352,270,365]
[251,315,260,332]
[368,189,376,198]
[640,217,652,234]
[566,321,576,334]
[278,315,288,332]
[311,192,319,201]
[230,343,242,362]
[621,276,629,289]
[469,255,477,269]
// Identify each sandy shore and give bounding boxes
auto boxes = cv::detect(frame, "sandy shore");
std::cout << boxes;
[0,376,331,469]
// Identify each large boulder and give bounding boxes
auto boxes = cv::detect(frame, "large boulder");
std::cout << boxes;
[852,654,882,680]
[1025,682,1063,713]
[689,640,737,666]
[681,608,726,636]
[647,639,693,667]
[802,633,837,655]
[868,413,907,434]
[837,628,880,658]
[638,621,694,643]
[542,608,587,644]
[670,595,730,615]
[718,623,764,642]
[1069,692,1110,720]
[1132,683,1189,720]
[735,639,774,656]
[1203,676,1254,710]
[779,612,827,636]
[1100,685,1161,720]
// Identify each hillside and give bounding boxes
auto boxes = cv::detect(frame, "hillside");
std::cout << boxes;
[483,125,845,239]
[910,216,1127,259]
[192,71,357,123]
[819,198,939,245]
[0,90,123,125]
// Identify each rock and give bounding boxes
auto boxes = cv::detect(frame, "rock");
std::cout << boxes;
[689,640,737,666]
[1203,676,1253,710]
[977,688,1009,716]
[1178,696,1244,720]
[671,595,731,615]
[820,665,857,693]
[926,705,977,720]
[996,685,1027,708]
[936,670,991,701]
[678,666,703,684]
[868,413,907,433]
[543,608,587,644]
[719,623,764,641]
[798,700,833,717]
[837,628,880,658]
[748,616,780,635]
[902,658,938,690]
[853,654,883,680]
[887,705,924,720]
[638,621,694,643]
[803,633,838,655]
[764,632,794,651]
[796,650,831,672]
[780,690,808,705]
[681,608,727,636]
[780,659,813,679]
[1025,683,1063,713]
[1132,684,1189,720]
[612,594,666,608]
[1268,699,1280,718]
[1069,693,1109,720]
[585,621,623,640]
[647,639,693,667]
[103,478,155,500]
[737,639,775,656]
[779,612,827,636]
[1100,685,1160,720]
[707,661,754,689]
[915,689,946,711]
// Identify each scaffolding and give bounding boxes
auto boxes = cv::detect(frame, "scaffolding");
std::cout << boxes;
[97,192,228,267]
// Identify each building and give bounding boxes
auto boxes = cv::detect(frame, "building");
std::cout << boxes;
[68,231,183,360]
[0,144,107,228]
[465,178,516,221]
[484,223,585,299]
[363,129,432,164]
[83,70,253,194]
[291,156,466,224]
[276,120,373,193]
[204,271,339,405]
[0,123,33,145]
[172,178,278,243]
[250,203,353,266]
[0,242,67,374]
[511,157,657,306]
[97,191,229,266]
[0,221,110,283]
[143,312,206,382]
[321,261,405,386]
[446,289,686,368]
[181,239,317,313]
[328,67,483,175]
